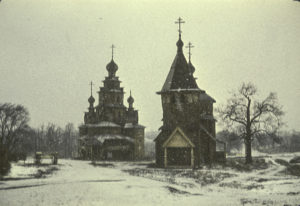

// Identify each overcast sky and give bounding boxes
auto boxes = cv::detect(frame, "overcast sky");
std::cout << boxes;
[0,0,299,132]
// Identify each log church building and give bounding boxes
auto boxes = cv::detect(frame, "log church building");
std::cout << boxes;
[155,18,225,168]
[79,47,145,160]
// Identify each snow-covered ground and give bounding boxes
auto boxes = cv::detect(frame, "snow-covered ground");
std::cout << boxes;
[0,153,300,206]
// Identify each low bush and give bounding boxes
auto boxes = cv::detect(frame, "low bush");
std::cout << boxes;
[275,159,290,167]
[289,156,300,164]
[286,164,300,177]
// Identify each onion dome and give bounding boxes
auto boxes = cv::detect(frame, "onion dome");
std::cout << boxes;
[188,61,195,74]
[127,91,134,108]
[127,95,134,105]
[88,95,95,104]
[127,92,134,104]
[106,59,118,77]
[176,37,184,53]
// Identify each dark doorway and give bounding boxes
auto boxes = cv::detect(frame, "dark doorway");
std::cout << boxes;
[167,147,191,166]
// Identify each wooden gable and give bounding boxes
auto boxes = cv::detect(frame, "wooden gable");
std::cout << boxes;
[162,127,195,148]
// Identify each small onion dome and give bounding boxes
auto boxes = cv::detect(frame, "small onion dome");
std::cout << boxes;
[188,62,195,74]
[88,95,95,104]
[127,95,134,105]
[176,38,184,52]
[106,59,118,77]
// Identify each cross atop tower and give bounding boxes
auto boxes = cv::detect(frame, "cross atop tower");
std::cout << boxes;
[186,42,194,62]
[111,44,115,60]
[89,81,94,96]
[175,17,185,37]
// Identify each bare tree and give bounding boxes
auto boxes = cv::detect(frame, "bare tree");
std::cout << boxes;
[28,123,78,158]
[45,123,62,153]
[63,123,77,158]
[0,103,30,156]
[217,82,284,164]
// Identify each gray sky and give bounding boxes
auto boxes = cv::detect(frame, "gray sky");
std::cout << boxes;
[0,0,299,132]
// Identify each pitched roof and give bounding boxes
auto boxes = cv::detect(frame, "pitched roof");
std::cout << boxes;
[158,37,200,94]
[155,124,224,145]
[162,127,195,148]
[199,92,216,103]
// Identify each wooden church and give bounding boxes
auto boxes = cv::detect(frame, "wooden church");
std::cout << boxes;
[79,46,145,161]
[155,18,225,168]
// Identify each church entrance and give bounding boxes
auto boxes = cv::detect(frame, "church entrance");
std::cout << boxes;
[167,147,191,166]
[162,127,195,168]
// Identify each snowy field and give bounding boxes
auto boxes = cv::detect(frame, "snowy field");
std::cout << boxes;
[0,153,300,206]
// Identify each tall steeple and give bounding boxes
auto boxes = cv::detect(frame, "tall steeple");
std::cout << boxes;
[154,17,218,168]
[158,17,199,94]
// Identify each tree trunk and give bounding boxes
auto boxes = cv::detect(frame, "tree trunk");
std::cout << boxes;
[245,137,252,164]
[245,97,252,164]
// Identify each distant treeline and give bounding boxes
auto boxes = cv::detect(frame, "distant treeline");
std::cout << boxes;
[217,129,300,154]
[1,103,77,175]
[17,123,79,159]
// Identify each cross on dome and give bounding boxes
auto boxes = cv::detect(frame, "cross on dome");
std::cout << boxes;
[89,81,94,96]
[88,81,95,105]
[111,44,115,60]
[186,42,194,62]
[127,90,134,108]
[175,17,185,37]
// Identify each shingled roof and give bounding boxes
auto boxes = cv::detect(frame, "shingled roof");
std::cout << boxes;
[158,37,199,94]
